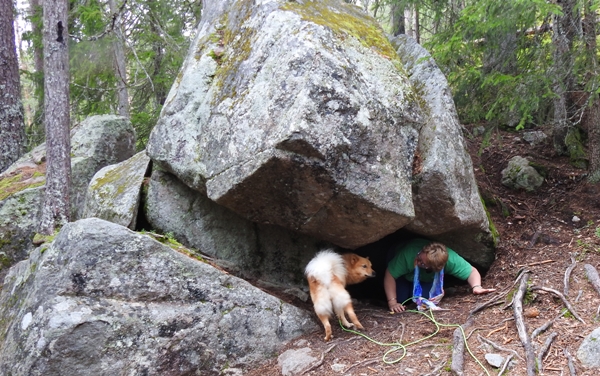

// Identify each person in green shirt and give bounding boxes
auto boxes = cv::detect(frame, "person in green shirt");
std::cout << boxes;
[384,238,496,312]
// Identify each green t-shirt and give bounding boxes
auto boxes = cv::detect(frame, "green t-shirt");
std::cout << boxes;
[387,238,473,282]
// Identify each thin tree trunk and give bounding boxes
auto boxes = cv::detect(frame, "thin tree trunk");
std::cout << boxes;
[28,0,46,145]
[551,0,579,155]
[587,100,600,179]
[39,0,71,235]
[109,0,130,118]
[583,0,600,180]
[390,2,405,36]
[404,6,414,39]
[413,5,420,43]
[148,0,167,106]
[0,0,26,173]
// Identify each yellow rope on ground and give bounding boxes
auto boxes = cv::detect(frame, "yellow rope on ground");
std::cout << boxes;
[339,307,491,375]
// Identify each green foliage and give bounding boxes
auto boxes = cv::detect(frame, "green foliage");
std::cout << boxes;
[18,0,200,150]
[427,0,562,129]
[575,238,600,261]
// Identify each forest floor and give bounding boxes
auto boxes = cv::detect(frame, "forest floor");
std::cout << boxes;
[245,125,600,376]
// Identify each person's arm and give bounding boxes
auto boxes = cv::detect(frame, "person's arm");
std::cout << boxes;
[384,269,405,312]
[466,266,496,295]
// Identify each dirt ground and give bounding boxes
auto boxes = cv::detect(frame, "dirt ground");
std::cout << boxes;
[245,125,600,376]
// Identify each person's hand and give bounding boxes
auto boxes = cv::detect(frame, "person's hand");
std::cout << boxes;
[472,285,496,295]
[388,298,405,313]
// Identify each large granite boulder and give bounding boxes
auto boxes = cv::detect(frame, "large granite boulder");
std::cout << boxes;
[0,218,316,375]
[146,0,494,265]
[147,0,422,250]
[0,115,135,280]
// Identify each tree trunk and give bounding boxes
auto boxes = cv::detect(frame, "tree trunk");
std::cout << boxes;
[583,0,600,180]
[28,0,46,145]
[0,0,26,173]
[39,0,71,235]
[404,6,415,40]
[588,100,600,181]
[390,2,405,37]
[551,0,580,155]
[109,0,130,118]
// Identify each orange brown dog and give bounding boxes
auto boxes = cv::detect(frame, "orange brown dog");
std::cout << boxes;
[305,250,376,341]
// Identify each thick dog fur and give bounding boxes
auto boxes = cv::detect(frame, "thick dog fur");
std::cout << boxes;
[305,250,376,341]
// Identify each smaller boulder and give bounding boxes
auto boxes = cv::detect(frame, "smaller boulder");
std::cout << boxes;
[522,131,547,146]
[484,353,505,368]
[83,151,151,229]
[278,347,319,376]
[577,327,600,369]
[501,156,544,192]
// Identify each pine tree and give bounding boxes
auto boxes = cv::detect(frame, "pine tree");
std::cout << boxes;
[0,0,26,173]
[38,0,71,235]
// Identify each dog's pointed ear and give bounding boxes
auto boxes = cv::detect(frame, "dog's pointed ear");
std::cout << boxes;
[350,254,359,264]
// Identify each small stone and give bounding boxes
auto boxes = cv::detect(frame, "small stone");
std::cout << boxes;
[572,216,581,223]
[330,363,346,373]
[485,353,505,368]
[278,348,318,376]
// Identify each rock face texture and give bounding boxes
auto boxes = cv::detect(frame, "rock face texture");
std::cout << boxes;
[147,0,423,249]
[145,169,321,291]
[577,327,600,369]
[146,0,494,265]
[392,35,493,266]
[0,218,316,375]
[0,115,135,279]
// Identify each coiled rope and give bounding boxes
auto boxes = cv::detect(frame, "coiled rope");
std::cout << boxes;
[339,301,491,375]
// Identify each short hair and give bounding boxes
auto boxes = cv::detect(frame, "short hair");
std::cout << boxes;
[421,242,448,272]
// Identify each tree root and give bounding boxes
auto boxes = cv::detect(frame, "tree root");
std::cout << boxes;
[423,359,447,376]
[497,354,514,376]
[501,268,531,310]
[450,318,473,376]
[531,310,566,341]
[536,332,558,373]
[530,285,585,324]
[583,263,600,295]
[564,256,577,297]
[584,264,600,316]
[302,344,336,375]
[477,334,524,361]
[531,320,553,341]
[469,294,505,316]
[342,358,378,374]
[513,272,536,376]
[563,347,577,376]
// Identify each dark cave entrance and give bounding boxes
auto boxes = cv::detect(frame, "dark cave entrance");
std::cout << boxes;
[346,229,481,308]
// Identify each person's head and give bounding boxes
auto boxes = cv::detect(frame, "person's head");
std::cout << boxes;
[415,242,448,272]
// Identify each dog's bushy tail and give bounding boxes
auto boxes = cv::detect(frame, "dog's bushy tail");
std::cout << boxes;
[304,250,347,286]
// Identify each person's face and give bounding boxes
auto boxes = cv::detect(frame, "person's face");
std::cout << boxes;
[415,252,433,273]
